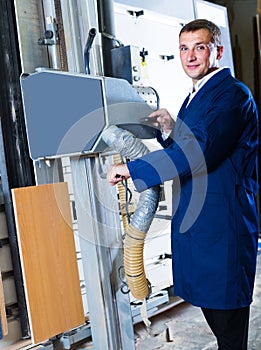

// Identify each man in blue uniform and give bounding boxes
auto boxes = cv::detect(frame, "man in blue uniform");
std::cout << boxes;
[107,19,259,349]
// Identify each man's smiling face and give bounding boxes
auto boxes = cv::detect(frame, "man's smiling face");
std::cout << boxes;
[179,28,224,85]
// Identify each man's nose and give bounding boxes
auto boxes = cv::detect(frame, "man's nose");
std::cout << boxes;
[187,49,196,61]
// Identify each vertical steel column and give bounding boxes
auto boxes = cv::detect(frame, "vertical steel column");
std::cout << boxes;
[0,0,35,338]
[60,0,102,75]
[70,156,135,350]
[96,0,116,76]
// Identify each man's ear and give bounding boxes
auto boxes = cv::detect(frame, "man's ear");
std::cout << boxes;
[217,46,224,60]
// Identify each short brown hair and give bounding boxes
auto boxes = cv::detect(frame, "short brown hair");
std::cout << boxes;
[179,19,222,46]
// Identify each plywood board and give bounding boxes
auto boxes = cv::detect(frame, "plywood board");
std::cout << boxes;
[0,270,8,336]
[12,183,84,343]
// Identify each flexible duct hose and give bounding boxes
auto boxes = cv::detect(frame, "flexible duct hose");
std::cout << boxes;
[102,125,160,300]
[124,226,149,299]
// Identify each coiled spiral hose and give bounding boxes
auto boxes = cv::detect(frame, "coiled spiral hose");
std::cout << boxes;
[102,125,160,300]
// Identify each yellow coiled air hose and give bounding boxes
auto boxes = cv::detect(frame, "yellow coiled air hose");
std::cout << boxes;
[102,126,160,302]
[124,225,149,300]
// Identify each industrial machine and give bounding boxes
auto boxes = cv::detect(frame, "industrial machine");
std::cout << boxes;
[20,69,157,159]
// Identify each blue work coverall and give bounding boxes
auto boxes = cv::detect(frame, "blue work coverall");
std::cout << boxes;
[127,68,259,309]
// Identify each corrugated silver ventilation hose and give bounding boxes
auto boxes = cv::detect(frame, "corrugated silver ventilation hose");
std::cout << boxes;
[102,125,160,300]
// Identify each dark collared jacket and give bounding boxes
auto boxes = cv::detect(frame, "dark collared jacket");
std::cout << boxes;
[128,68,259,309]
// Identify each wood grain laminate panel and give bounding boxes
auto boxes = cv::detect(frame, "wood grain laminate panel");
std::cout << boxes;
[0,270,8,336]
[12,183,84,343]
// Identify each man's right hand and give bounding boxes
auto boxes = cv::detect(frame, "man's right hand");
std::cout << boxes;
[147,108,174,135]
[107,163,130,186]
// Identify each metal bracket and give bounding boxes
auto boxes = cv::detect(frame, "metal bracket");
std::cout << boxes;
[57,324,92,349]
[38,17,58,46]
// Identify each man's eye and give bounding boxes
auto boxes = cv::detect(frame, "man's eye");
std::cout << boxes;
[180,47,188,51]
[196,45,207,51]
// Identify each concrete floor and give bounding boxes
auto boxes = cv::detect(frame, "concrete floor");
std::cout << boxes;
[134,251,261,350]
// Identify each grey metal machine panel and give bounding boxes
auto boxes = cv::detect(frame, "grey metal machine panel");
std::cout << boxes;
[20,70,156,160]
[20,71,106,159]
[102,76,157,145]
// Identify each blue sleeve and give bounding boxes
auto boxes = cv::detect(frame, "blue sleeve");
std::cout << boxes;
[128,83,258,192]
[128,122,207,191]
